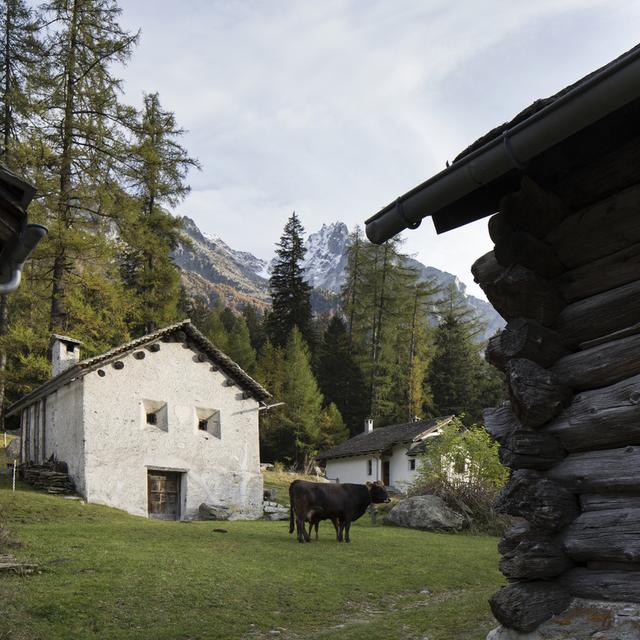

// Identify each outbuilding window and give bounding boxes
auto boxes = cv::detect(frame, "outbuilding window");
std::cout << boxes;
[142,399,168,432]
[367,459,373,476]
[409,459,416,471]
[196,407,221,439]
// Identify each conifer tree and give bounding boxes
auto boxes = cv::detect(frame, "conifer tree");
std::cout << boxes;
[256,339,286,462]
[266,212,313,348]
[315,315,368,436]
[121,91,198,334]
[318,402,348,450]
[226,315,256,376]
[241,304,266,353]
[280,327,323,468]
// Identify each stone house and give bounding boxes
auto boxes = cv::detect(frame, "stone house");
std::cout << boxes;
[316,416,454,493]
[9,320,270,521]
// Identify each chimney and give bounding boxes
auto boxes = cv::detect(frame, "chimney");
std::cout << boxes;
[50,334,82,377]
[364,417,374,433]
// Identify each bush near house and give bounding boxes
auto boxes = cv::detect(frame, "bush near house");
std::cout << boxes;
[410,418,511,535]
[0,484,502,640]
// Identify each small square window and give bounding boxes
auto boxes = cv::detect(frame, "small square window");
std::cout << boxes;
[409,459,416,471]
[142,399,168,432]
[196,407,221,439]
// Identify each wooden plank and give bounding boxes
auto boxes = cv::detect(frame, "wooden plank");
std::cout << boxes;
[482,402,520,443]
[495,232,565,278]
[546,182,640,269]
[547,446,640,493]
[553,279,640,348]
[562,568,640,603]
[545,372,640,452]
[551,332,640,391]
[562,508,640,563]
[499,429,565,471]
[555,242,640,303]
[580,494,640,512]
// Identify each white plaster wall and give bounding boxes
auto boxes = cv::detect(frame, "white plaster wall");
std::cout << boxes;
[81,341,262,520]
[42,380,87,495]
[325,456,380,484]
[389,444,420,493]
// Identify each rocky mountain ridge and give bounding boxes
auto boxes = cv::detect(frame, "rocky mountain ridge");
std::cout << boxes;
[173,217,504,339]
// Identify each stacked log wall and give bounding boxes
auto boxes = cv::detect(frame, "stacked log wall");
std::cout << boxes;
[475,173,640,633]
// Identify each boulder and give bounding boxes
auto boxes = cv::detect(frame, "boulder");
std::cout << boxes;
[198,503,230,521]
[263,502,289,521]
[383,495,467,532]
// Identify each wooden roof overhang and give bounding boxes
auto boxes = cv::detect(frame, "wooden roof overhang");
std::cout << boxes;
[365,44,640,242]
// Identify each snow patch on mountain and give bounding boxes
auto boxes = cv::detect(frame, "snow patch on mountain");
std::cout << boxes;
[303,222,350,291]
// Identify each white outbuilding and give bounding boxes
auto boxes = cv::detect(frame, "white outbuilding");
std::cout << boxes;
[9,320,270,520]
[316,416,454,493]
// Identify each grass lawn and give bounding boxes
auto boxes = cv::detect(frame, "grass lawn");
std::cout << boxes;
[0,484,503,640]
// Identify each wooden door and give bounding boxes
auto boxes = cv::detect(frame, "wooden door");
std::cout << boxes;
[382,460,390,487]
[147,471,181,520]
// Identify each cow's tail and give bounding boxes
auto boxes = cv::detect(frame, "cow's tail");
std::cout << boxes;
[289,483,295,534]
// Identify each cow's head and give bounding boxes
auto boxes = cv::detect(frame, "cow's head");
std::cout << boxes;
[366,480,390,503]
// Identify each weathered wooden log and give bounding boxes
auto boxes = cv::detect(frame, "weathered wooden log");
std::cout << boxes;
[482,403,521,443]
[488,212,512,244]
[499,429,565,471]
[562,509,640,563]
[489,581,572,633]
[551,332,640,391]
[547,446,640,493]
[546,182,640,269]
[499,522,573,580]
[495,232,565,278]
[555,242,640,303]
[562,568,640,603]
[486,318,569,371]
[148,343,161,352]
[554,134,640,211]
[553,279,640,347]
[579,322,640,350]
[472,257,565,326]
[580,494,640,512]
[501,176,568,239]
[506,358,570,427]
[545,372,640,452]
[496,469,579,532]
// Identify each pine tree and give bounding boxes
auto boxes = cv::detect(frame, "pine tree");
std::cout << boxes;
[241,304,266,353]
[315,315,368,437]
[318,402,348,450]
[266,212,313,348]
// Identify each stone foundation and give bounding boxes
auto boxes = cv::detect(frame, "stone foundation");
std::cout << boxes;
[486,599,640,640]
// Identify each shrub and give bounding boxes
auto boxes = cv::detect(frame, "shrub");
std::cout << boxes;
[410,417,511,535]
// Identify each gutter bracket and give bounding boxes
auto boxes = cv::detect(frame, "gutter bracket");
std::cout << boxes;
[395,198,421,230]
[502,130,527,171]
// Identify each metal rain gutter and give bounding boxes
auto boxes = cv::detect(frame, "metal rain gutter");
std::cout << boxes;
[365,45,640,244]
[0,223,48,294]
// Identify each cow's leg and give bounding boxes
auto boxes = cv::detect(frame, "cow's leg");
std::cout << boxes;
[331,518,339,540]
[295,515,306,543]
[314,521,319,540]
[337,518,344,542]
[344,520,352,543]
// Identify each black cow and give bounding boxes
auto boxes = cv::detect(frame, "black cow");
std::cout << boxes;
[288,480,390,543]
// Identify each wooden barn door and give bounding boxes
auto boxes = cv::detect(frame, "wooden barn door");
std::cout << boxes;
[147,471,181,520]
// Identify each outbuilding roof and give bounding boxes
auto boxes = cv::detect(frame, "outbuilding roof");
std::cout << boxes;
[8,320,271,415]
[316,415,454,461]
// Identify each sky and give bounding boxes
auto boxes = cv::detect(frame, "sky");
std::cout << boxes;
[116,0,640,298]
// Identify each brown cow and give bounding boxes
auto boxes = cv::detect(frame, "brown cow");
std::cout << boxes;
[288,480,389,543]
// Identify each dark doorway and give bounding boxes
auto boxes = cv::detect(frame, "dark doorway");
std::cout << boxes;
[382,460,390,487]
[147,470,181,520]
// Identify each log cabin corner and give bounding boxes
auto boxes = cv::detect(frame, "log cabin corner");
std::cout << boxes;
[366,43,640,637]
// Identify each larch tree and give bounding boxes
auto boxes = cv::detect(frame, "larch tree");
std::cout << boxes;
[121,91,199,334]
